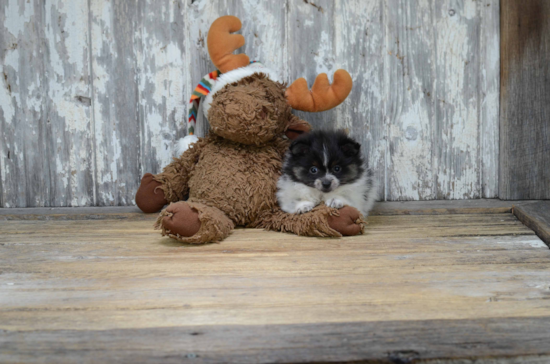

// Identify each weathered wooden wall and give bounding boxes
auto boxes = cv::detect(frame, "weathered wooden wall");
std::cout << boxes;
[500,0,550,200]
[0,0,499,207]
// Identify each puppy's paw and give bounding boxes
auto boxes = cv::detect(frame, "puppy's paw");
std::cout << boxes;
[326,198,345,209]
[294,201,315,214]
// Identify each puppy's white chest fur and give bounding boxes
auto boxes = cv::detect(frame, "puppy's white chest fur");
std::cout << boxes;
[277,171,377,216]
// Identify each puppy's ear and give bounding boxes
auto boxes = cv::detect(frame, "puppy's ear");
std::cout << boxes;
[290,141,310,156]
[340,140,361,156]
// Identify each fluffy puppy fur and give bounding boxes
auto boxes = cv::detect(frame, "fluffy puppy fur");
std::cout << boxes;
[277,130,378,216]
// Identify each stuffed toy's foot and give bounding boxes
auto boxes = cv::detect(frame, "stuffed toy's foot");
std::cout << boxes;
[327,206,364,236]
[135,173,168,213]
[155,201,234,244]
[157,202,201,238]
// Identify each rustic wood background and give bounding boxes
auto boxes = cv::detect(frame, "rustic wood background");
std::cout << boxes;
[500,0,550,200]
[0,0,500,207]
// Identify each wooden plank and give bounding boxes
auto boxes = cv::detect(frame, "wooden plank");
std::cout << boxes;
[1,318,550,364]
[89,0,142,206]
[479,0,500,198]
[0,213,549,362]
[0,206,147,220]
[137,0,188,175]
[513,201,550,247]
[0,199,523,220]
[432,0,482,200]
[0,215,537,248]
[0,218,537,249]
[287,0,337,130]
[500,1,550,199]
[0,0,51,207]
[370,198,514,215]
[333,0,387,200]
[187,0,287,137]
[1,0,95,207]
[385,0,435,200]
[43,0,95,206]
[0,215,545,330]
[91,0,189,204]
[386,0,489,201]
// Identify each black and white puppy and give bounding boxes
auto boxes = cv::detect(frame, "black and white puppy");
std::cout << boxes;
[277,130,377,216]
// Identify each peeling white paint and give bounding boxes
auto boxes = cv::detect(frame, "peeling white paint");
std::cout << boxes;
[480,0,500,198]
[313,31,334,76]
[3,48,23,113]
[4,0,34,37]
[434,2,479,199]
[390,100,434,199]
[0,65,16,124]
[43,0,94,206]
[138,0,187,181]
[1,0,501,206]
[240,0,286,72]
[333,0,388,199]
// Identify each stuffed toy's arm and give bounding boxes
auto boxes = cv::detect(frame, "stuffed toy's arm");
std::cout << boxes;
[154,138,206,201]
[135,138,206,213]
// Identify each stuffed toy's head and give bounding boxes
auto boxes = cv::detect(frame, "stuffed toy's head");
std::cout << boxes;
[187,16,353,146]
[207,73,291,145]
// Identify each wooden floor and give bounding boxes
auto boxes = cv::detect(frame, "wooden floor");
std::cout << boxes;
[1,202,550,363]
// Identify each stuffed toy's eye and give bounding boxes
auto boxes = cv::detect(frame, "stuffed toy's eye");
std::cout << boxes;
[333,165,341,173]
[309,167,318,174]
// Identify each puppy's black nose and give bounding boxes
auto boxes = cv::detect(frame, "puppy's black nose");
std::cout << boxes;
[322,180,331,188]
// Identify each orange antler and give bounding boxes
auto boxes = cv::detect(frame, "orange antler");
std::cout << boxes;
[285,69,353,112]
[207,16,250,73]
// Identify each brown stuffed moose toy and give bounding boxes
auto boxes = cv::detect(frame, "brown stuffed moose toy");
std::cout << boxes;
[135,15,365,243]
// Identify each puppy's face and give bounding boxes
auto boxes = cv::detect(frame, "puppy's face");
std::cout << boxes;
[284,130,364,192]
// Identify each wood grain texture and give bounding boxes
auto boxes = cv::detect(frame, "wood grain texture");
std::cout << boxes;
[1,0,501,206]
[90,0,142,206]
[500,0,550,200]
[0,212,549,362]
[513,201,550,247]
[370,198,514,215]
[1,0,95,208]
[287,0,337,130]
[479,0,500,198]
[0,0,97,208]
[44,0,95,207]
[432,0,482,200]
[90,0,188,206]
[0,199,520,220]
[385,0,436,200]
[386,0,496,201]
[137,0,188,178]
[2,319,550,364]
[1,0,59,207]
[334,0,387,200]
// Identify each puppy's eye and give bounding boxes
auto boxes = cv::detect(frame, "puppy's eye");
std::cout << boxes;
[309,167,318,174]
[333,165,341,173]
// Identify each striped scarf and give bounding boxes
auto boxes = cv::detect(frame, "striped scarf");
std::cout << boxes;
[188,70,221,136]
